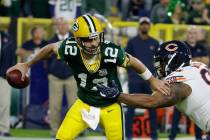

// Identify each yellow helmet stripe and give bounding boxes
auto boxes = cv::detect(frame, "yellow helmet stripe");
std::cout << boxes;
[82,15,96,34]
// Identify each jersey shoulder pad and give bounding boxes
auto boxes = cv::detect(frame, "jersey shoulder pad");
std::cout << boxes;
[165,70,189,83]
[58,37,78,59]
[102,40,120,49]
[64,37,77,45]
[101,41,126,65]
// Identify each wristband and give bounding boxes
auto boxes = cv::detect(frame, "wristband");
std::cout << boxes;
[139,68,152,80]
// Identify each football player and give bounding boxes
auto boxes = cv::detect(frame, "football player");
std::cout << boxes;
[97,40,210,138]
[7,15,169,140]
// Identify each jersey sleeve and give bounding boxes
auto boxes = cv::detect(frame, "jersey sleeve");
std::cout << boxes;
[165,70,189,84]
[103,41,129,67]
[58,39,67,60]
[116,46,127,66]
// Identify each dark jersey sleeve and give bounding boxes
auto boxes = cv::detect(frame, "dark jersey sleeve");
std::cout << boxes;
[116,45,127,66]
[197,44,208,57]
[58,39,67,60]
[58,38,78,64]
[103,41,128,67]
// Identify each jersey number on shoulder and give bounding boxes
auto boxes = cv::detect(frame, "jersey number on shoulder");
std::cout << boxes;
[78,73,108,91]
[104,47,119,63]
[64,45,77,56]
[200,68,210,85]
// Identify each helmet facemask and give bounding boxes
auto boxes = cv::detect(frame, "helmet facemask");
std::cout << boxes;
[154,55,167,79]
[154,40,192,79]
[154,52,190,79]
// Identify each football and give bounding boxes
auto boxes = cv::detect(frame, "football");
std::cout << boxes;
[6,69,30,89]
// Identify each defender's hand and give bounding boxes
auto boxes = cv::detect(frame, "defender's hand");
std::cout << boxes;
[6,63,29,81]
[97,81,120,99]
[149,76,170,95]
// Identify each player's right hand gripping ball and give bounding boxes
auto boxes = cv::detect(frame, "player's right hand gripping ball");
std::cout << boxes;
[97,80,120,100]
[6,69,29,89]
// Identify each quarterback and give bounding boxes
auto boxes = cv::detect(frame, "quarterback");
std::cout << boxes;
[7,15,169,140]
[98,40,210,138]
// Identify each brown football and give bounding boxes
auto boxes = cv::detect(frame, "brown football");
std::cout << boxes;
[6,69,30,89]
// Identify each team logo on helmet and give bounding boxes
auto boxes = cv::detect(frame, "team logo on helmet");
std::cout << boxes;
[72,22,79,31]
[165,43,178,52]
[155,40,192,79]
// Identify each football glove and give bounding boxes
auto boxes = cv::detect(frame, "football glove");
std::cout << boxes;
[97,80,120,100]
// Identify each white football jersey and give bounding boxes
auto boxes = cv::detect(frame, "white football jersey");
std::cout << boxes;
[165,62,210,132]
[49,0,78,21]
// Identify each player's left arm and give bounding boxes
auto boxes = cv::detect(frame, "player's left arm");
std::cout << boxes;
[122,53,170,95]
[117,82,191,108]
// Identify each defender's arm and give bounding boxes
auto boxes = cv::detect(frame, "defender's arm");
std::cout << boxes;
[118,82,191,108]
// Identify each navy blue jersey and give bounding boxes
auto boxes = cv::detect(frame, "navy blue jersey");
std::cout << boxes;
[0,31,16,78]
[185,42,208,58]
[125,36,159,82]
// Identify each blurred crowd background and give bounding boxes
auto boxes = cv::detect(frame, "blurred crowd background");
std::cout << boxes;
[1,0,210,24]
[1,0,210,139]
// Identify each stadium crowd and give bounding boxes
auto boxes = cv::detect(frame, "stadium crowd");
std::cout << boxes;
[1,0,210,139]
[0,0,210,24]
